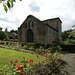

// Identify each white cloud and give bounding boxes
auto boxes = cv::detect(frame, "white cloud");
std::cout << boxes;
[28,1,40,12]
[0,0,75,31]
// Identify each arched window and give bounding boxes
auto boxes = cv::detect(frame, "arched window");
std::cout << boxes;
[25,23,27,28]
[32,22,34,27]
[26,29,33,42]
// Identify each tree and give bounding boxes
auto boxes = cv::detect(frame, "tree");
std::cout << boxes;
[13,33,18,39]
[9,29,18,40]
[0,0,22,13]
[0,27,2,31]
[5,28,8,32]
[69,25,75,38]
[15,30,18,34]
[0,30,9,40]
[10,30,18,34]
[61,29,75,41]
[10,30,15,33]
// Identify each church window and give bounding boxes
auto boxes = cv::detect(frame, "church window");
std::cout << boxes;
[32,22,34,27]
[28,21,30,28]
[25,23,27,28]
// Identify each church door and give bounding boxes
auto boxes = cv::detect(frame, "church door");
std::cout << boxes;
[26,29,33,42]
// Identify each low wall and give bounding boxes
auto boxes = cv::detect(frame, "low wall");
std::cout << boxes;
[60,45,75,53]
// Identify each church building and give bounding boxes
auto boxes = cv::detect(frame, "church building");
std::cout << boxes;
[18,15,62,44]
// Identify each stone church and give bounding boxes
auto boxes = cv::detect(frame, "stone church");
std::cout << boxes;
[18,15,62,44]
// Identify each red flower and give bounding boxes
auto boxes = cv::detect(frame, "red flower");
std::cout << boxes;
[51,55,53,57]
[26,66,28,68]
[28,59,33,63]
[21,72,24,75]
[15,59,18,62]
[16,68,19,71]
[48,48,52,50]
[45,52,48,55]
[45,55,47,57]
[40,46,42,49]
[16,64,23,70]
[10,61,13,64]
[36,49,38,52]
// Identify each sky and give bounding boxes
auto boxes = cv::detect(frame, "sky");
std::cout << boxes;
[0,0,75,32]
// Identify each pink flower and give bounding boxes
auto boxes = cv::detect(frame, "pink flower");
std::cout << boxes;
[48,51,50,53]
[10,61,13,64]
[28,59,33,63]
[15,59,18,62]
[45,52,48,55]
[21,72,24,75]
[34,63,36,64]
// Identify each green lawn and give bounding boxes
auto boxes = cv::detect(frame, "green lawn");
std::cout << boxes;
[0,48,37,68]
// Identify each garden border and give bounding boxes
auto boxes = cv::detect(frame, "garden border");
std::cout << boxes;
[0,44,65,75]
[49,61,65,75]
[0,44,34,53]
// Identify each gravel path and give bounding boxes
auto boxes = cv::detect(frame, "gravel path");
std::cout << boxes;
[0,45,35,53]
[57,53,75,75]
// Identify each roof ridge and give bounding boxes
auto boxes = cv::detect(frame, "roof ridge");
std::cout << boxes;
[42,17,62,23]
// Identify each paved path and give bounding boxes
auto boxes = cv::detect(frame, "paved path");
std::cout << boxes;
[57,53,75,75]
[0,45,35,53]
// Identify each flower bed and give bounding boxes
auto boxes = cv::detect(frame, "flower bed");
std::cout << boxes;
[0,46,63,75]
[0,41,61,52]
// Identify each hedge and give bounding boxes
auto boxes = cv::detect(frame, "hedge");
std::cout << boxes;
[60,45,75,53]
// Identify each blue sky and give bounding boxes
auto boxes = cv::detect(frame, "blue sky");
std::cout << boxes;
[0,0,75,32]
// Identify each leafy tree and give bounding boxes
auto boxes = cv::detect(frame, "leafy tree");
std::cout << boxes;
[0,30,9,40]
[61,29,75,41]
[15,30,18,34]
[10,30,15,33]
[62,26,75,45]
[0,0,22,13]
[13,33,18,39]
[9,29,18,39]
[10,30,18,34]
[69,25,75,38]
[0,27,2,31]
[5,28,8,32]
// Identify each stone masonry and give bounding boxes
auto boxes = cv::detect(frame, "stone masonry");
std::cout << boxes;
[18,15,62,44]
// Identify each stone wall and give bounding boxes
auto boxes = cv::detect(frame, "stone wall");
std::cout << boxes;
[18,15,62,44]
[42,18,62,44]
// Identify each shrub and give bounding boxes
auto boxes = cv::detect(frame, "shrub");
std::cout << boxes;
[0,31,9,41]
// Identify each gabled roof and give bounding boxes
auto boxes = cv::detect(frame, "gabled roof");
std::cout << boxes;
[26,15,42,22]
[20,15,61,32]
[42,17,62,23]
[19,15,45,28]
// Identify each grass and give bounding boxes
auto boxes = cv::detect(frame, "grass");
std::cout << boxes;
[0,48,37,68]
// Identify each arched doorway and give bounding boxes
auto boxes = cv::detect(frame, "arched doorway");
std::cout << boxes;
[26,29,33,42]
